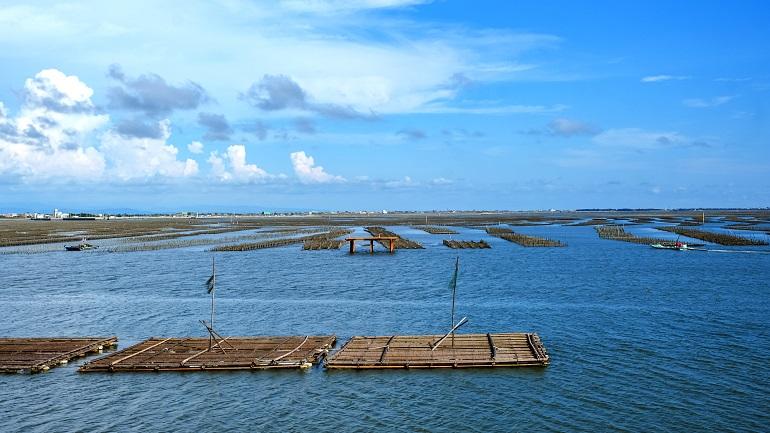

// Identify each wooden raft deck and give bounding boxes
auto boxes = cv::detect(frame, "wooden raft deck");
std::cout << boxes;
[79,335,336,372]
[325,333,549,369]
[0,337,118,373]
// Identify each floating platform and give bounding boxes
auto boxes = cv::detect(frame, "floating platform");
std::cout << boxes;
[0,337,118,374]
[325,333,549,369]
[79,335,336,372]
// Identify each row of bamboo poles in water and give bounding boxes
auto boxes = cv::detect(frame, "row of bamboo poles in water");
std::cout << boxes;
[415,226,458,235]
[443,240,490,249]
[364,227,424,249]
[656,226,768,246]
[212,229,352,251]
[594,225,670,245]
[485,227,565,247]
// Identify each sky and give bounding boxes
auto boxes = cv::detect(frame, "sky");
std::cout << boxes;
[0,0,768,212]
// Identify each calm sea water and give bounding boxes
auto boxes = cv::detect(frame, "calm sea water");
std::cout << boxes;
[1,224,769,432]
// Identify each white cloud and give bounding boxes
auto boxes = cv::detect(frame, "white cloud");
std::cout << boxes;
[641,75,690,83]
[0,2,563,116]
[385,176,416,188]
[24,69,95,110]
[547,118,599,136]
[0,69,203,183]
[290,151,345,184]
[416,103,568,115]
[208,144,272,183]
[0,69,108,182]
[100,120,199,180]
[682,96,734,108]
[188,141,204,154]
[593,128,691,150]
[279,0,430,14]
[431,177,453,185]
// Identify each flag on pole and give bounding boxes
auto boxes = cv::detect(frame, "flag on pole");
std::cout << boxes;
[205,257,215,293]
[448,257,459,291]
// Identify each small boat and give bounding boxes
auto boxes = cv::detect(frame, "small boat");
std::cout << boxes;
[650,243,689,251]
[64,238,98,251]
[651,237,692,251]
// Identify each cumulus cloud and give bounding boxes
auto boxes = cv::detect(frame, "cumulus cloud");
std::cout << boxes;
[197,112,233,141]
[208,144,272,183]
[107,64,209,117]
[114,117,166,139]
[188,141,204,154]
[241,74,376,119]
[682,96,735,108]
[0,69,203,183]
[640,75,690,83]
[290,151,345,184]
[100,120,199,180]
[23,69,97,113]
[0,69,108,181]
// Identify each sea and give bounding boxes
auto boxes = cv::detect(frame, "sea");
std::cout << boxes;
[1,223,769,432]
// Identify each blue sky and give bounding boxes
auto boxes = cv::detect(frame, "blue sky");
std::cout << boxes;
[0,0,768,212]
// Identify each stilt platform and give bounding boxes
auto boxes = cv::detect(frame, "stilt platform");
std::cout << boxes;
[79,335,336,372]
[0,337,118,374]
[325,333,549,369]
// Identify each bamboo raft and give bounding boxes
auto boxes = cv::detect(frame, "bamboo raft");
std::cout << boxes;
[443,239,490,249]
[79,336,336,372]
[325,333,549,369]
[0,337,118,373]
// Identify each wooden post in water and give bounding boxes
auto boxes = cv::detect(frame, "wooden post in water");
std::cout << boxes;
[210,257,215,350]
[349,239,355,254]
[450,257,459,347]
[370,239,374,254]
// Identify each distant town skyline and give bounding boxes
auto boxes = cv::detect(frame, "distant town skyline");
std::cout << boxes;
[1,1,768,210]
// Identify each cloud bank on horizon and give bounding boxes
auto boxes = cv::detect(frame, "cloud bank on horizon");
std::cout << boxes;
[0,0,768,210]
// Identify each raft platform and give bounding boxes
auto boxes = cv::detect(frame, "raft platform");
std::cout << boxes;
[79,335,336,372]
[325,333,549,369]
[0,337,118,374]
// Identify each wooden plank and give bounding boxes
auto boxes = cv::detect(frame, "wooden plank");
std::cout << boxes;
[109,338,171,367]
